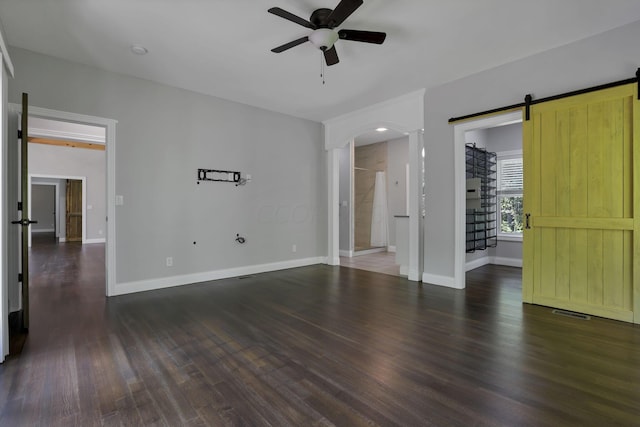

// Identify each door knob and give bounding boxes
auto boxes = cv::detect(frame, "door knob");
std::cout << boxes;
[11,219,38,226]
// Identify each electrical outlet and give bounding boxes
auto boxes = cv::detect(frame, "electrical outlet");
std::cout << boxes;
[292,244,297,253]
[166,257,173,267]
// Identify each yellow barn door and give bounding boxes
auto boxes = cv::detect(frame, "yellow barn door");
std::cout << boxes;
[523,83,639,323]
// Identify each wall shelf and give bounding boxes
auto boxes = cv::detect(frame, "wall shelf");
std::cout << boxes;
[465,144,497,253]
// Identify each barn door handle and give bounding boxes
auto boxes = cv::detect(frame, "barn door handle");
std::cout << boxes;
[525,213,531,229]
[11,219,38,226]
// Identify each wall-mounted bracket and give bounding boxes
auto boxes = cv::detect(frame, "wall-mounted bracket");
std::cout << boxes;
[197,168,240,183]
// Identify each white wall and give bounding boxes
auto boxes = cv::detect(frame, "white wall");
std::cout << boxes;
[423,20,640,281]
[8,47,326,293]
[386,136,409,247]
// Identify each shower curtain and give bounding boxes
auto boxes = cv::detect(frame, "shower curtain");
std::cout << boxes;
[370,171,389,247]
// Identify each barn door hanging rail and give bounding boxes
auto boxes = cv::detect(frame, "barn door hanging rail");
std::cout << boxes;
[448,67,640,124]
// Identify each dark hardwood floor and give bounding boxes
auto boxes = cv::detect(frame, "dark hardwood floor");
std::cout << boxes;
[1,238,639,426]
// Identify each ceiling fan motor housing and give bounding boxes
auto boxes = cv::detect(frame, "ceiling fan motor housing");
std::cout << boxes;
[310,8,333,28]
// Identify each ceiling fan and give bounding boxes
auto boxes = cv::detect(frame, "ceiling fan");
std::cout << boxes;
[268,0,386,66]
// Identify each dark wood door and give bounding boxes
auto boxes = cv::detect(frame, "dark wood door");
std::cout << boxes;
[65,180,82,242]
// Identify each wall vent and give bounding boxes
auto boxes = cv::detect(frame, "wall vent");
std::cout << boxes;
[552,309,591,320]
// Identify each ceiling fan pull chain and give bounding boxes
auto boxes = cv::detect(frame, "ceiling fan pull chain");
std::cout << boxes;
[320,52,326,85]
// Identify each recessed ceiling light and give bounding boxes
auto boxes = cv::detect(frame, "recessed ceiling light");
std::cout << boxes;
[130,45,148,55]
[376,127,388,132]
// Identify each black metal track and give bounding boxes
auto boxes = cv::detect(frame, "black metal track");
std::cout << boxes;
[448,70,639,123]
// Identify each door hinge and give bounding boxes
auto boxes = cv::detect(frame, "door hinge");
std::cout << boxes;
[17,201,22,211]
[17,129,22,139]
[18,273,23,283]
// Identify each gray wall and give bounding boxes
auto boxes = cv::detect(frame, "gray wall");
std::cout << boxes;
[8,47,326,289]
[386,137,408,247]
[32,177,67,239]
[424,20,640,279]
[31,184,55,232]
[29,144,106,240]
[485,123,522,153]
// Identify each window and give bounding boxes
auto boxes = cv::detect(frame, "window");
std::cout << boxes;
[497,153,523,240]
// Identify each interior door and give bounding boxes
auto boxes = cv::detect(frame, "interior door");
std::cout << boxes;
[65,179,82,242]
[523,83,639,323]
[11,93,34,331]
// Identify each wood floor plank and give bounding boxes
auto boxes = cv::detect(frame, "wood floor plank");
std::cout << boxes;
[1,234,639,426]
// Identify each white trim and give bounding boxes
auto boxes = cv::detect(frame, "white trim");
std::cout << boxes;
[29,127,105,144]
[339,250,353,258]
[497,234,523,242]
[324,90,426,283]
[466,256,491,271]
[454,111,522,290]
[113,257,326,296]
[496,149,522,159]
[85,238,106,244]
[491,256,522,268]
[0,53,6,362]
[387,245,396,253]
[465,256,522,271]
[0,26,14,77]
[11,104,118,297]
[421,273,458,289]
[353,247,386,256]
[59,237,67,243]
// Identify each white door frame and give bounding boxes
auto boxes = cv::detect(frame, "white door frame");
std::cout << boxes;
[324,90,426,281]
[452,110,522,289]
[9,103,118,297]
[29,175,87,246]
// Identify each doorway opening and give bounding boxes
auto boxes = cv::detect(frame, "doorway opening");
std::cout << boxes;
[29,176,89,247]
[5,104,116,359]
[338,128,410,277]
[453,110,523,289]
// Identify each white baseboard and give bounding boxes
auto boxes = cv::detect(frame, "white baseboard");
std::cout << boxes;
[339,249,353,258]
[32,228,55,233]
[491,256,522,268]
[353,247,386,256]
[84,238,106,244]
[59,237,67,242]
[113,256,326,296]
[387,245,396,253]
[466,256,491,271]
[421,272,458,288]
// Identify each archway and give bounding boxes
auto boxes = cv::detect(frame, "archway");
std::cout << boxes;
[323,90,425,281]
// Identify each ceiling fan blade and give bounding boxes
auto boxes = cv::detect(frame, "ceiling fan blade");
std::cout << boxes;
[268,7,315,29]
[271,36,309,53]
[323,46,340,66]
[327,0,363,28]
[338,29,386,44]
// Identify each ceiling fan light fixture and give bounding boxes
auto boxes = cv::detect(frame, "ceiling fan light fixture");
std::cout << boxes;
[309,28,339,50]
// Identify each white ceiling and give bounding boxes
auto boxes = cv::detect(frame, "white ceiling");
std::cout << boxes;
[2,1,640,122]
